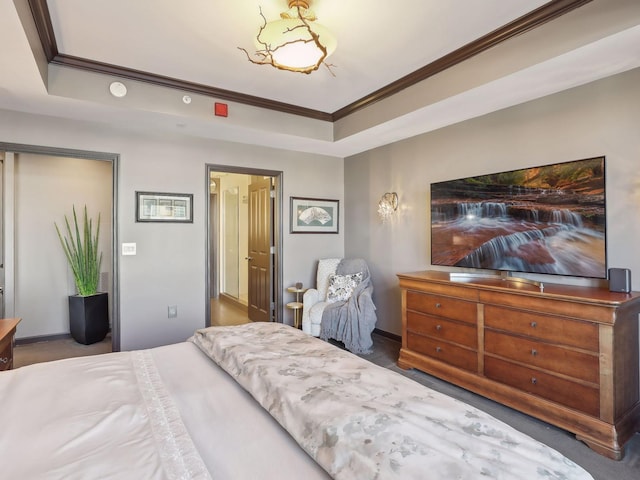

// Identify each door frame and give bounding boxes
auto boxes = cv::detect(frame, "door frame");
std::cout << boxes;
[208,189,219,299]
[0,142,120,351]
[205,164,283,325]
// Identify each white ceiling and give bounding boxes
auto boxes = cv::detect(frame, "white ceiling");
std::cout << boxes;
[46,0,550,113]
[2,0,640,157]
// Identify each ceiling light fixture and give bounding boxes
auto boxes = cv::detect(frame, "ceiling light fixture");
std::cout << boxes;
[239,0,337,75]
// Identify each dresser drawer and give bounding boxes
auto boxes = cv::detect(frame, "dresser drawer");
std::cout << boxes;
[407,311,477,349]
[406,291,477,325]
[484,304,599,351]
[484,356,599,416]
[484,330,599,383]
[478,290,617,323]
[407,333,478,372]
[0,339,12,371]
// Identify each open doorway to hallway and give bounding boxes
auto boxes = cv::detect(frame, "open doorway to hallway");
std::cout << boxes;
[206,165,283,328]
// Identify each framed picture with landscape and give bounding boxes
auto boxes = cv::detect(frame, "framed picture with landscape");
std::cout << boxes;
[290,197,339,233]
[136,191,193,223]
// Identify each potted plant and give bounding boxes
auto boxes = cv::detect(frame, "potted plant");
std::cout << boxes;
[55,205,108,345]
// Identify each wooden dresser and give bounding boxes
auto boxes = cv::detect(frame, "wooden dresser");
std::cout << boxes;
[0,318,22,371]
[397,271,640,460]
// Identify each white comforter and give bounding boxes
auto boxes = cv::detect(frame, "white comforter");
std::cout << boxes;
[190,323,595,480]
[0,342,330,480]
[0,349,211,480]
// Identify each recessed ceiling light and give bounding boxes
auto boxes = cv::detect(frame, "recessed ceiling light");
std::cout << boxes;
[182,95,192,104]
[109,81,127,98]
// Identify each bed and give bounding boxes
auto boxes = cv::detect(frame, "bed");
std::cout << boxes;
[0,322,594,479]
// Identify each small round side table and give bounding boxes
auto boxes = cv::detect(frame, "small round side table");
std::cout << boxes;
[286,286,308,329]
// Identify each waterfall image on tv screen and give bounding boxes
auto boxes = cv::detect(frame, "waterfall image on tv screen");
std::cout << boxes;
[430,157,607,279]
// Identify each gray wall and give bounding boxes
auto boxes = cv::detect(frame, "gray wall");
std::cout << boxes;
[345,67,640,336]
[3,67,638,347]
[0,111,344,350]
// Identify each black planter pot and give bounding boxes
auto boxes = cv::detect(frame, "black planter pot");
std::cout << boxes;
[69,293,109,345]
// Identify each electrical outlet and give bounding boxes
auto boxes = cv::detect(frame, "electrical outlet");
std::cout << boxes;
[168,305,178,318]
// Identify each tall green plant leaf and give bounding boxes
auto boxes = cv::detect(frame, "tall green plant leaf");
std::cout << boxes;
[55,205,102,296]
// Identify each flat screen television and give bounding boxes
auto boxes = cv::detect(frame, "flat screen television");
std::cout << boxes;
[430,156,607,279]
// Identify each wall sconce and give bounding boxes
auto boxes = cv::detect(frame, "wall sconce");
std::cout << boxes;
[239,0,337,75]
[377,192,398,221]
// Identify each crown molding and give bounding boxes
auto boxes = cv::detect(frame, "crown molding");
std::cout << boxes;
[27,0,591,123]
[50,53,334,121]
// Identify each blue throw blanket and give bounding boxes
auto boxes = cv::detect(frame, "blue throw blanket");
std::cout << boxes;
[319,258,377,354]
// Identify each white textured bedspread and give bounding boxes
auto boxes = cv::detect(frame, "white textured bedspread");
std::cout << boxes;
[0,349,211,480]
[190,323,594,480]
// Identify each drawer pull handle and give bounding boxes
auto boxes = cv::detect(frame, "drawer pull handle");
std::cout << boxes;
[435,303,442,308]
[531,349,538,356]
[0,357,8,364]
[530,321,537,328]
[435,346,442,353]
[436,324,442,331]
[531,377,537,385]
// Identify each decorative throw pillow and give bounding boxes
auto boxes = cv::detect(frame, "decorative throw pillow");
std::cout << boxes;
[326,272,363,303]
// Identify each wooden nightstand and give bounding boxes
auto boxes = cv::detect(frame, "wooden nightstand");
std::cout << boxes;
[0,318,22,371]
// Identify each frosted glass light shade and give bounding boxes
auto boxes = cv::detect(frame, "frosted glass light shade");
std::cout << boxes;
[256,18,337,69]
[377,192,399,221]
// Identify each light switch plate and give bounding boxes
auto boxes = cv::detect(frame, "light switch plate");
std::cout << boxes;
[122,242,137,256]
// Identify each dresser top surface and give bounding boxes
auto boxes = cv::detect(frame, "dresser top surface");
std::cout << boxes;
[0,318,21,340]
[397,270,640,305]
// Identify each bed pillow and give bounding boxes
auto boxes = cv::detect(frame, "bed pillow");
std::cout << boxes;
[326,272,363,303]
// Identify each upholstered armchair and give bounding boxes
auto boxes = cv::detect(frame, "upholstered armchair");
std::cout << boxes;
[301,258,377,354]
[302,258,340,337]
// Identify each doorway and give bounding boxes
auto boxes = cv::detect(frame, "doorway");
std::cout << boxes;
[0,142,119,351]
[206,165,282,327]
